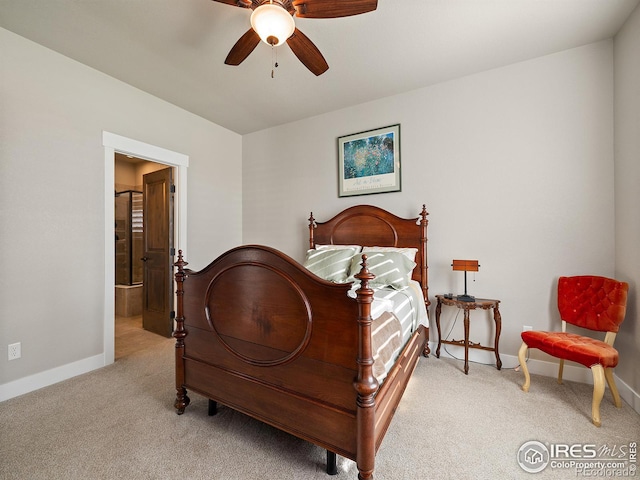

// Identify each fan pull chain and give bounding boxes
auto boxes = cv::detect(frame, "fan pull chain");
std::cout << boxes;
[271,45,279,78]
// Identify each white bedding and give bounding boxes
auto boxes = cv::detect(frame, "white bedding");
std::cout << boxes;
[348,280,428,382]
[303,246,427,383]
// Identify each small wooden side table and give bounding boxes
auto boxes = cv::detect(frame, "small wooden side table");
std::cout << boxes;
[435,295,502,374]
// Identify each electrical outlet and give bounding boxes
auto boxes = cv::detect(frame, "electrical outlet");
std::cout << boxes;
[523,325,533,332]
[8,342,21,361]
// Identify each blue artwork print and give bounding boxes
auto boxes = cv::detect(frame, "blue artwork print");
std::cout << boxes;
[343,133,395,180]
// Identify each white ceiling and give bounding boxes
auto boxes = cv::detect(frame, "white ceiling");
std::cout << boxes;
[1,0,638,134]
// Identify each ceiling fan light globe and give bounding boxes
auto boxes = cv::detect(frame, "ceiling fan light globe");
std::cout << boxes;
[250,4,295,47]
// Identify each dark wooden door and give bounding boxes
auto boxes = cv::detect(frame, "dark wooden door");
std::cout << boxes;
[142,167,174,337]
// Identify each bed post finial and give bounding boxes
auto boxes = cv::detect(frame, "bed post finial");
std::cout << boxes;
[308,212,316,250]
[419,205,430,356]
[174,250,190,414]
[419,204,429,306]
[353,254,378,480]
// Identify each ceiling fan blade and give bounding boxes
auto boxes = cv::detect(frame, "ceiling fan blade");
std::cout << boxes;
[211,0,253,8]
[225,29,261,66]
[286,28,329,76]
[292,0,377,18]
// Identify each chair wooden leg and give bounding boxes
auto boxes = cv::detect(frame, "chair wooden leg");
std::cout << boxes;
[604,368,622,408]
[518,342,531,392]
[591,365,605,427]
[557,359,565,384]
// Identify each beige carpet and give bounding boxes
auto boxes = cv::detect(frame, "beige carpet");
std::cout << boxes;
[1,322,638,480]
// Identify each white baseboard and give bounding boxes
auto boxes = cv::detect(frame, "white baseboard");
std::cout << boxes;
[427,341,640,416]
[612,372,640,415]
[0,354,105,402]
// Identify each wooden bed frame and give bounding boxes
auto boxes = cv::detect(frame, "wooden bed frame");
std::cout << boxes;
[173,205,429,480]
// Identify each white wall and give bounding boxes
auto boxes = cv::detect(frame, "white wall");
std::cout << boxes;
[243,42,618,375]
[0,28,242,395]
[614,4,640,408]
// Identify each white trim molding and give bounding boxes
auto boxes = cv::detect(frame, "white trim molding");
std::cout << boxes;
[0,355,104,402]
[103,132,188,366]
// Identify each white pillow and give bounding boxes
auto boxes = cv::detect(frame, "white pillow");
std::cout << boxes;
[317,244,362,253]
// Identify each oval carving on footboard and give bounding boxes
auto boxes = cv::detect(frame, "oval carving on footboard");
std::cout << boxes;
[204,262,313,367]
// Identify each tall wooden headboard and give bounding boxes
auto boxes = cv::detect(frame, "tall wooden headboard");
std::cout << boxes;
[308,204,429,307]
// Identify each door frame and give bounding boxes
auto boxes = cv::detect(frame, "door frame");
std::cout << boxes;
[103,132,189,365]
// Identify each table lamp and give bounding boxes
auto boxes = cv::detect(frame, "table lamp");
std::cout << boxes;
[452,259,479,302]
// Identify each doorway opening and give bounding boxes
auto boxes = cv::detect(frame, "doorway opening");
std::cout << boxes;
[103,132,189,367]
[114,155,172,359]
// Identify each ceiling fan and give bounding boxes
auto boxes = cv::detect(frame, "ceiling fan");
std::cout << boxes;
[212,0,378,76]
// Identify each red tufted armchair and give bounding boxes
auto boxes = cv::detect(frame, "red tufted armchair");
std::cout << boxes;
[518,275,629,427]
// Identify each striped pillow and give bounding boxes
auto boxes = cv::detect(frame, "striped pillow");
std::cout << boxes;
[303,247,358,283]
[362,246,418,262]
[347,251,416,290]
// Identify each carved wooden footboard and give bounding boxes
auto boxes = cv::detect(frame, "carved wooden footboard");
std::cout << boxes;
[174,205,429,480]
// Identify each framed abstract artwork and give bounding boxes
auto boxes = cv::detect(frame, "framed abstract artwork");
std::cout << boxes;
[338,124,401,197]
